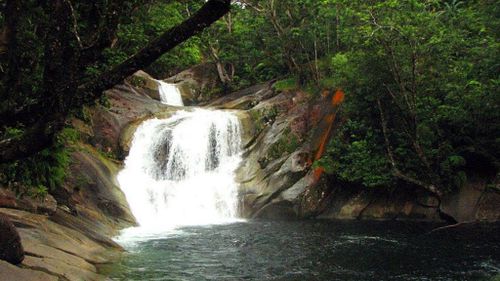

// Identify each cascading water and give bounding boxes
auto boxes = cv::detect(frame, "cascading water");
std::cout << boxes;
[157,80,184,106]
[117,82,243,239]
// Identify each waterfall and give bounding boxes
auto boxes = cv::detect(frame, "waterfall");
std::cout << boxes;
[157,80,184,106]
[117,109,243,233]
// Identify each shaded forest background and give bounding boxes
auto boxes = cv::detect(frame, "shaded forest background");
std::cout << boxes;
[0,0,498,200]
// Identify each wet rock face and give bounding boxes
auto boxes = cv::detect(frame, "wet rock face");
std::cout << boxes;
[57,148,137,235]
[227,86,339,219]
[0,214,24,265]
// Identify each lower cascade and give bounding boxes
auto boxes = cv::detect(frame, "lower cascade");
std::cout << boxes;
[117,108,243,234]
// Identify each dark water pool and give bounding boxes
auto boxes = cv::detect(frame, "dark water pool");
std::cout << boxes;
[102,220,500,281]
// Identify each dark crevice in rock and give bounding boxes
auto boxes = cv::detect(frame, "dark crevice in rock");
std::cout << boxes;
[24,253,44,259]
[11,221,37,229]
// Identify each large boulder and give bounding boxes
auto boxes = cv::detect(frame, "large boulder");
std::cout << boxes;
[126,70,161,100]
[165,63,223,105]
[227,86,336,219]
[0,214,24,265]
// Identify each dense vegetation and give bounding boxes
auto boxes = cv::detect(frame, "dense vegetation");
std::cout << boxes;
[1,0,498,203]
[318,1,499,197]
[210,0,499,202]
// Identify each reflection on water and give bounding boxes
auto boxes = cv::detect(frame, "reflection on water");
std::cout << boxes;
[103,220,500,281]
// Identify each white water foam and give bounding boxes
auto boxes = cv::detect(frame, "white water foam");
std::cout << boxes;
[116,108,244,242]
[157,80,184,106]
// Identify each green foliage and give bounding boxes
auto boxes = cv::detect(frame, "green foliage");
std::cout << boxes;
[269,128,301,160]
[206,0,498,192]
[0,0,208,196]
[2,127,24,139]
[74,106,93,124]
[328,52,359,89]
[1,0,498,197]
[317,0,499,192]
[490,274,500,281]
[0,1,47,109]
[99,1,203,78]
[27,185,49,199]
[129,76,147,88]
[273,77,298,92]
[249,106,279,134]
[318,77,337,90]
[75,1,204,80]
[316,122,392,187]
[99,95,112,108]
[0,128,79,197]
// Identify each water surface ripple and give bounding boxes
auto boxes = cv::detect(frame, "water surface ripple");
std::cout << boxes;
[105,220,500,281]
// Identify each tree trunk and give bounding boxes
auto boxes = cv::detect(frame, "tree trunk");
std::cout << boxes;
[377,99,458,224]
[376,99,443,198]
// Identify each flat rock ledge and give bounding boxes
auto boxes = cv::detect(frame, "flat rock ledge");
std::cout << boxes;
[0,208,122,281]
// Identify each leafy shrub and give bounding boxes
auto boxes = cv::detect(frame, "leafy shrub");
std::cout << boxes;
[0,128,79,197]
[316,125,392,188]
[273,77,298,92]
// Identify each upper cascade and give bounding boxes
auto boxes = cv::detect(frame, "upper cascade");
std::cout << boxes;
[157,80,184,106]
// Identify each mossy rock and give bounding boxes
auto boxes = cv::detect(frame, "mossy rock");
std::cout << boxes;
[268,127,300,160]
[248,106,279,135]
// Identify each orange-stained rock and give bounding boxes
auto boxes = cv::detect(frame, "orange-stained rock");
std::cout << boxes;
[332,89,345,106]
